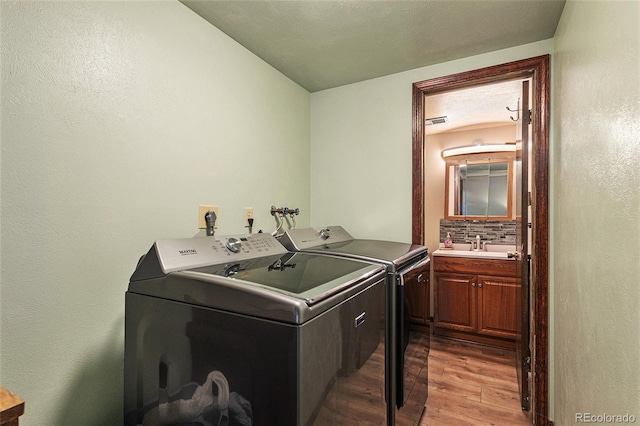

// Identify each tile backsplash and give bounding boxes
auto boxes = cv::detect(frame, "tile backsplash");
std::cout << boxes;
[440,219,516,244]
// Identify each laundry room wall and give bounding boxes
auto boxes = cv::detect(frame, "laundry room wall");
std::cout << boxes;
[552,0,640,423]
[309,40,552,243]
[0,1,309,424]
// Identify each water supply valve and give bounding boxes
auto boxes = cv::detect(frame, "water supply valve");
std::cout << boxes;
[205,210,217,236]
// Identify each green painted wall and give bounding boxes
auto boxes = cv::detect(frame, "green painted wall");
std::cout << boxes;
[552,0,640,423]
[0,2,309,424]
[310,41,553,243]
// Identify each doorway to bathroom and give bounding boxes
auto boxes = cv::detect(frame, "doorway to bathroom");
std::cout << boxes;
[411,55,550,425]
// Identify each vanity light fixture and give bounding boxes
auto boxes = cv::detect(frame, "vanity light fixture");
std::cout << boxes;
[441,143,516,159]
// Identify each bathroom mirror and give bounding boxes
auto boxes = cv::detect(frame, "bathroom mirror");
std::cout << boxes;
[445,158,514,220]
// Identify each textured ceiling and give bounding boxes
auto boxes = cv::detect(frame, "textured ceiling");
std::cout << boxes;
[425,78,529,135]
[181,0,565,92]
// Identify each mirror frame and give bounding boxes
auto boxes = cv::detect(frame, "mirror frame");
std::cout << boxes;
[444,154,515,221]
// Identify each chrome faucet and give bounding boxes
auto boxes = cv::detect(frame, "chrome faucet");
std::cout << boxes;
[466,235,487,251]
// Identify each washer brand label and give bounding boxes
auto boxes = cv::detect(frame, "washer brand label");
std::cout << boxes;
[178,249,198,256]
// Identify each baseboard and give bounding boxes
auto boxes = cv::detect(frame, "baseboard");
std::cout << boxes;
[433,328,516,349]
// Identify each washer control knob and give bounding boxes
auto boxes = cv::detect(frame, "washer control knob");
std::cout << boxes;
[318,228,331,240]
[226,237,242,253]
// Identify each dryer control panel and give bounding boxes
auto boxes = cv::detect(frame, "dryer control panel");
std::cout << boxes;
[280,226,353,251]
[132,233,289,280]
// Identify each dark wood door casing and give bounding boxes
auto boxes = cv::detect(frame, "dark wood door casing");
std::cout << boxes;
[516,79,532,412]
[411,55,550,425]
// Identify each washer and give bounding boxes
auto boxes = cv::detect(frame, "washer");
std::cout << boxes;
[125,232,388,426]
[279,226,430,426]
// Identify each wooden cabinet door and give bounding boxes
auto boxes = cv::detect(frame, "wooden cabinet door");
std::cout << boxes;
[477,275,517,339]
[434,273,476,333]
[405,262,430,326]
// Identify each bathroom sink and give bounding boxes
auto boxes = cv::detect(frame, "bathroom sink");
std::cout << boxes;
[433,243,516,260]
[483,243,516,253]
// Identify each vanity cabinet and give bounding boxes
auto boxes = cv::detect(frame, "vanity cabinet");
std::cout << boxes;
[433,256,516,347]
[405,259,430,332]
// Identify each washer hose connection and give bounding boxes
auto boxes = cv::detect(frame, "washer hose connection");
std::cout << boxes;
[205,210,217,236]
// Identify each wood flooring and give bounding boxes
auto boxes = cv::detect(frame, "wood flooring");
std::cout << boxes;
[310,332,531,426]
[421,336,532,426]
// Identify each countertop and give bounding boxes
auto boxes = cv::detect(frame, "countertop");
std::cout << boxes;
[0,387,24,425]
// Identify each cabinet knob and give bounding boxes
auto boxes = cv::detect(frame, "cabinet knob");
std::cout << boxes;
[471,282,476,287]
[507,251,521,260]
[417,273,424,283]
[478,283,483,288]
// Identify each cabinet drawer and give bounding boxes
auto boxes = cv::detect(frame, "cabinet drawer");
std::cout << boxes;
[433,256,515,277]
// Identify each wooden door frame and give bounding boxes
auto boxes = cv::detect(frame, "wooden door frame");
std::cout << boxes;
[411,55,550,425]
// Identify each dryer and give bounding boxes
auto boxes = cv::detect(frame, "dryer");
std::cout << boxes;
[280,226,430,426]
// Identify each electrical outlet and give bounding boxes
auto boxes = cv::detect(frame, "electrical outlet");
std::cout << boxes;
[244,207,254,227]
[198,205,219,229]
